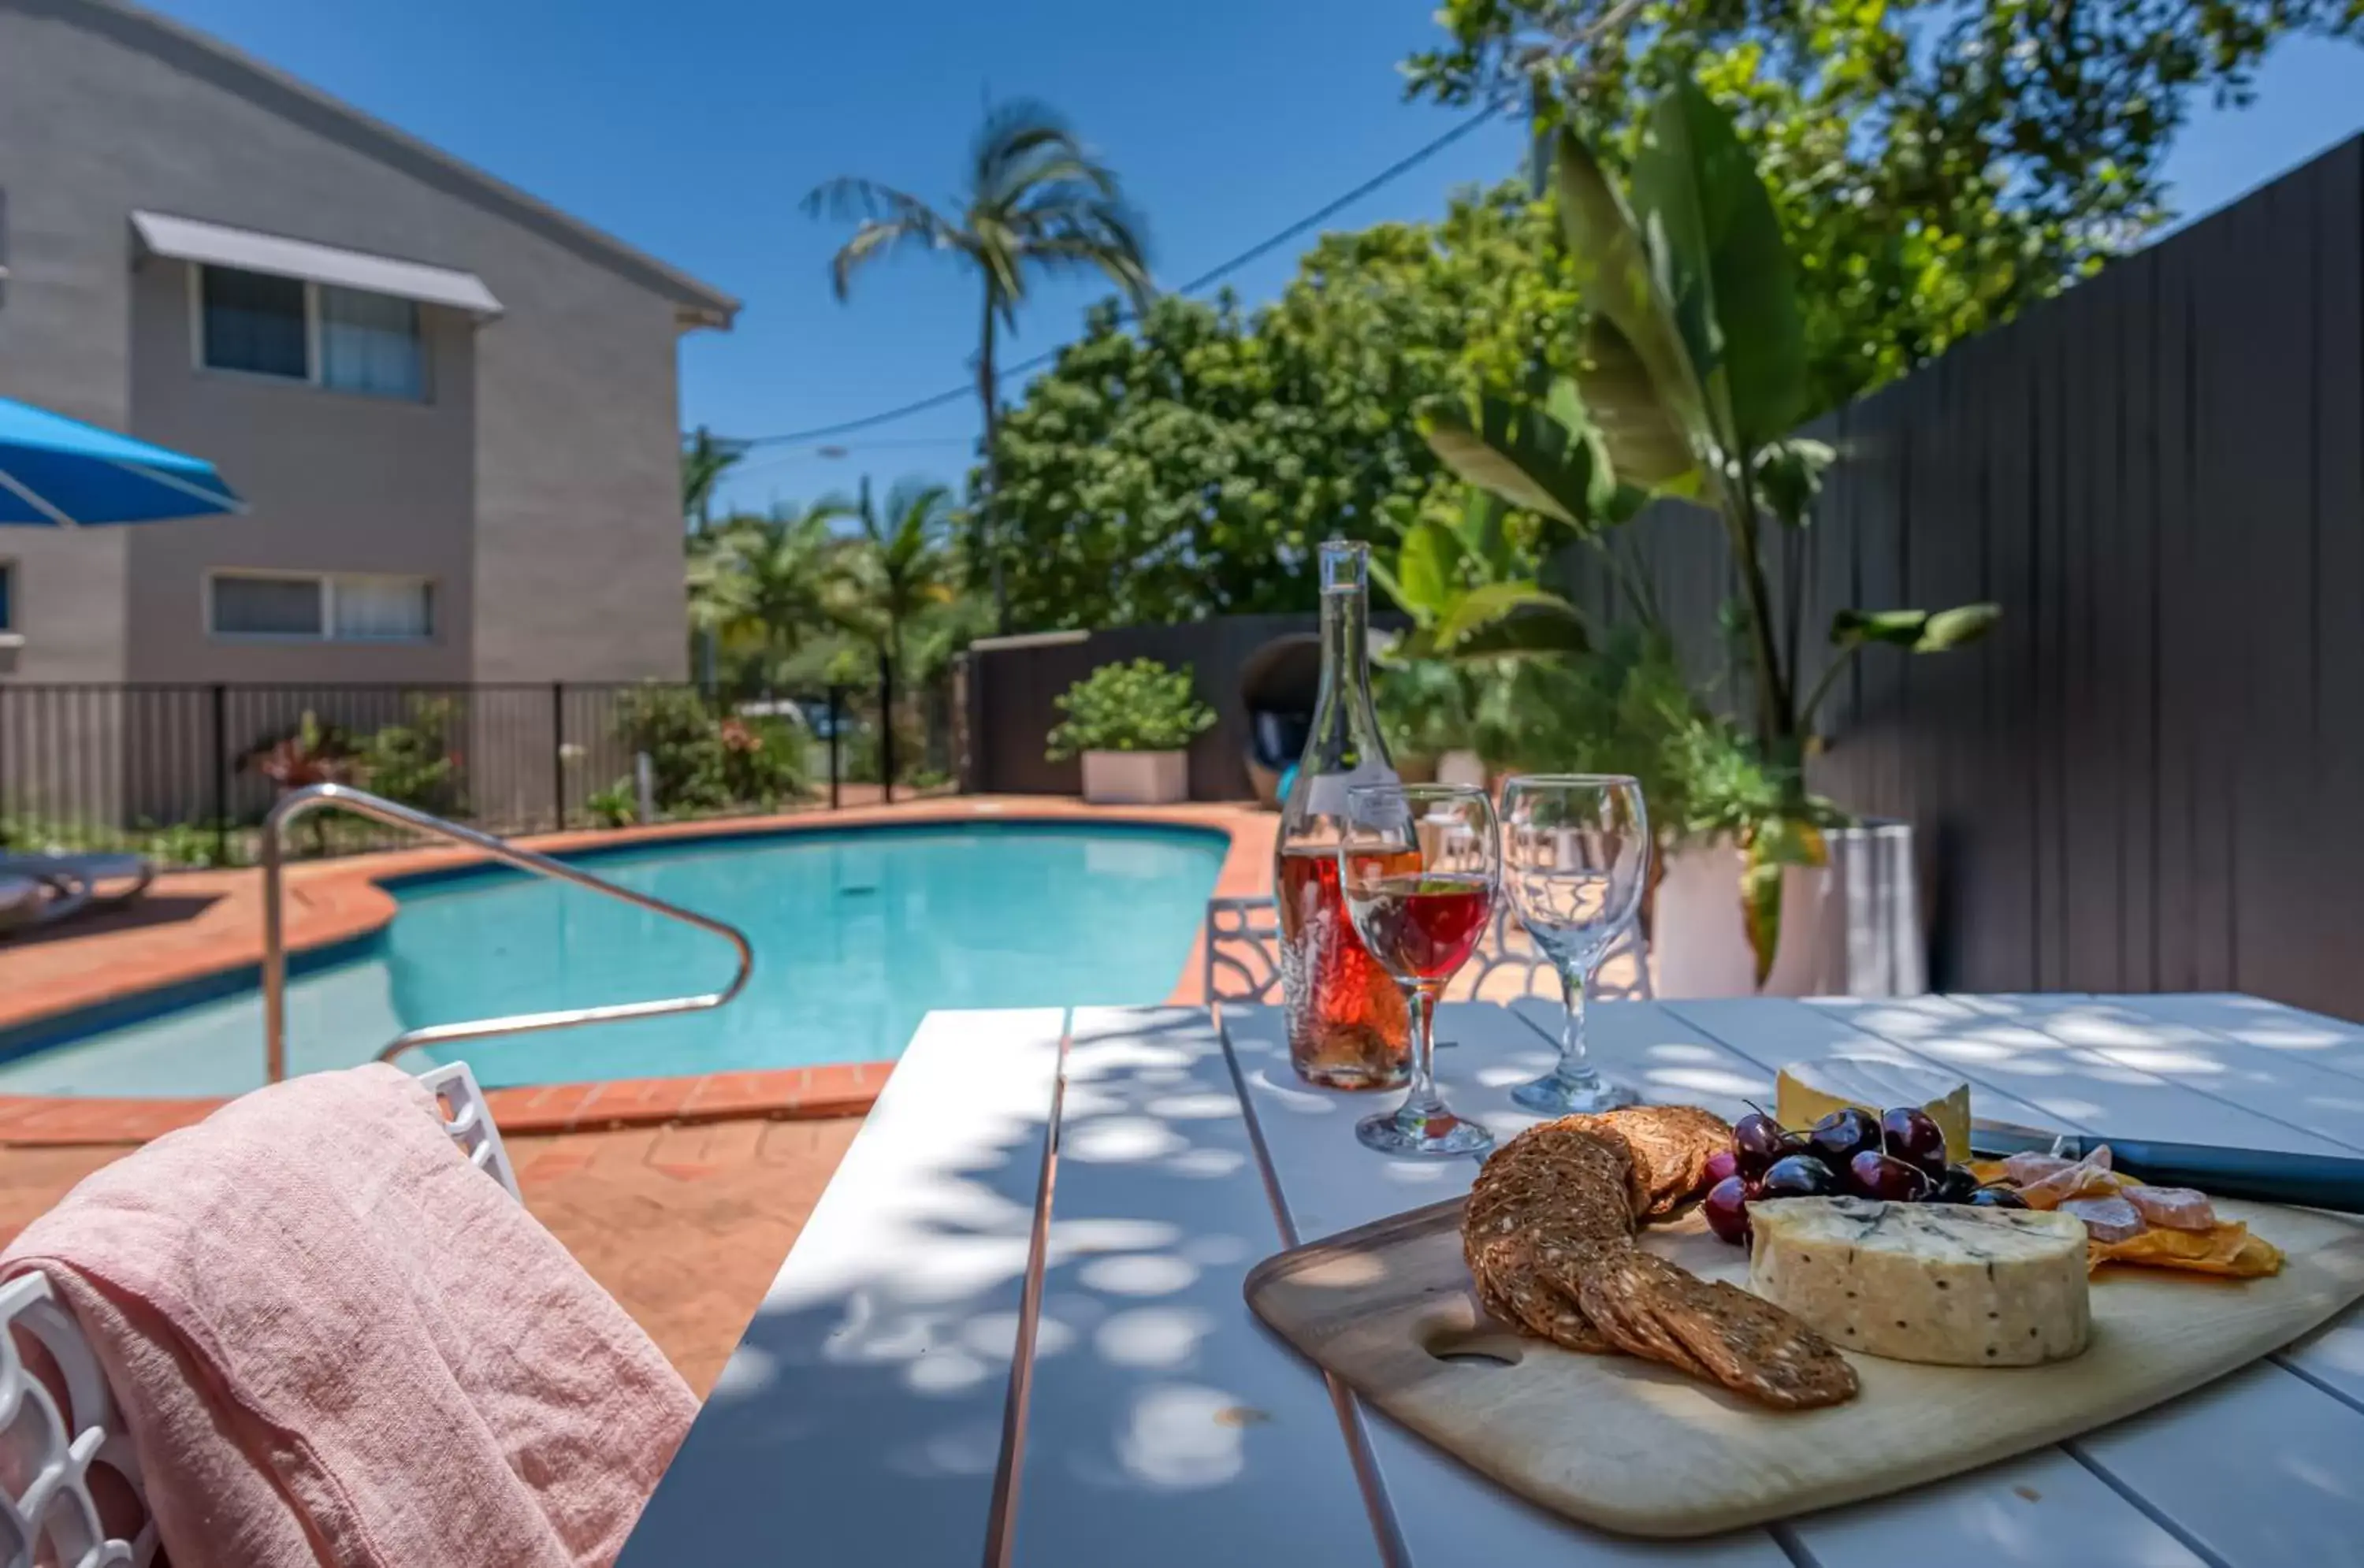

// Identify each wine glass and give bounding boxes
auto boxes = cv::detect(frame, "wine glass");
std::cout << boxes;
[1337,782,1498,1157]
[1500,775,1651,1113]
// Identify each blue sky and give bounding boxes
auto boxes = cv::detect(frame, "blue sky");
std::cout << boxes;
[148,1,2364,517]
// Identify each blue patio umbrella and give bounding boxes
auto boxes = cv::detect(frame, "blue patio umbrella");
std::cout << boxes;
[0,397,241,525]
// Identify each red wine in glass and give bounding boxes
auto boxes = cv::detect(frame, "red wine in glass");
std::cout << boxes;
[1343,870,1495,982]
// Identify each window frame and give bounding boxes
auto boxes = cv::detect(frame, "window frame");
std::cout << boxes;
[188,264,428,400]
[205,568,436,645]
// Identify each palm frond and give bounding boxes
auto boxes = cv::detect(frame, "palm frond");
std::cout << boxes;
[969,99,1080,201]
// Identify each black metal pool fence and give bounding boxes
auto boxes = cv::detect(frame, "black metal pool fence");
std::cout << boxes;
[0,672,959,868]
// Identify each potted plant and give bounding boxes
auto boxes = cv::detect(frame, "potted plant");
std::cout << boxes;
[1045,658,1217,805]
[1413,80,1999,994]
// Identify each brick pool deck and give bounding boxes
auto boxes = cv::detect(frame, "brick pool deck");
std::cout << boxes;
[0,796,1273,1390]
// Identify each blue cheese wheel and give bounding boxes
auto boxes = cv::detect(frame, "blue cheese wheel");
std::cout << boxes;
[1749,1197,2091,1366]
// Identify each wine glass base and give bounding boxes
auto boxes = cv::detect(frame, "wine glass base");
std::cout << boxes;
[1511,1071,1640,1114]
[1356,1102,1495,1157]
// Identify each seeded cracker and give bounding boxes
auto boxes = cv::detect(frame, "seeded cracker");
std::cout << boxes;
[1461,1109,1861,1410]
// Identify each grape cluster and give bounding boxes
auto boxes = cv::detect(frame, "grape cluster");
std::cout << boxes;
[1703,1107,2026,1246]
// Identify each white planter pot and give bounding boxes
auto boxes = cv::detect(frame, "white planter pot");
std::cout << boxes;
[1651,822,1927,998]
[1080,749,1189,805]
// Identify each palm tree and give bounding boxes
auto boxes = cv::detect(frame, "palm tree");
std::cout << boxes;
[680,425,748,535]
[805,100,1153,630]
[836,477,960,680]
[686,500,854,694]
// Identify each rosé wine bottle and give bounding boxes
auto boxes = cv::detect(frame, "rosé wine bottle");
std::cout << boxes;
[1274,540,1408,1088]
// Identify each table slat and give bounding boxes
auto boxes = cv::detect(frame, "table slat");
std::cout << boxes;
[1945,994,2364,1154]
[1010,1006,1378,1566]
[619,1009,1067,1566]
[2072,1360,2364,1565]
[2100,994,2364,1088]
[1807,995,2353,1154]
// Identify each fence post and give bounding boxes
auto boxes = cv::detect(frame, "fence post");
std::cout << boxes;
[549,682,566,832]
[825,684,842,812]
[879,658,895,806]
[210,684,229,865]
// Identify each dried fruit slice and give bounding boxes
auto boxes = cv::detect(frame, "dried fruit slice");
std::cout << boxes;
[2125,1184,2217,1232]
[2060,1195,2147,1243]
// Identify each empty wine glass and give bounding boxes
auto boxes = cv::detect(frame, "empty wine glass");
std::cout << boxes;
[1500,775,1651,1113]
[1337,782,1498,1157]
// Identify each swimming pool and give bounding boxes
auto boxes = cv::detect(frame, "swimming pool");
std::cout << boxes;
[0,821,1227,1096]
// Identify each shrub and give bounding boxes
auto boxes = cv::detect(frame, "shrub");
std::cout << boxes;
[357,697,464,816]
[612,685,730,815]
[585,778,638,828]
[610,685,810,818]
[1045,658,1216,760]
[716,715,808,809]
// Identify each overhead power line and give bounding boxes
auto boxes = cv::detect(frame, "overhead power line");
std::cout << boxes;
[736,101,1507,449]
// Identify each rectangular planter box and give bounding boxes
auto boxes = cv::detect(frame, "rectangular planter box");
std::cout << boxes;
[1081,750,1188,805]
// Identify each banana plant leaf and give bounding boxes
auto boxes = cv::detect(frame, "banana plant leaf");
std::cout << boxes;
[1552,128,1714,467]
[1418,395,1613,531]
[1831,602,2002,652]
[1629,81,1808,457]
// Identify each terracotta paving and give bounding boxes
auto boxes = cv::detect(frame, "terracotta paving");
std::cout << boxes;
[0,1117,863,1398]
[0,795,1272,1386]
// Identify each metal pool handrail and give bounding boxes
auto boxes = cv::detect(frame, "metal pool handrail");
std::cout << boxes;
[260,782,755,1082]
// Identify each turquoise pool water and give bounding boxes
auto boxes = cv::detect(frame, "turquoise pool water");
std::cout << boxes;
[0,822,1226,1096]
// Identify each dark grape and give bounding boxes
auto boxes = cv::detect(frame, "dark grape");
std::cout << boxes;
[1732,1113,1788,1179]
[1808,1108,1883,1168]
[1704,1148,1741,1187]
[1968,1185,2029,1209]
[1929,1165,1981,1204]
[1880,1107,1950,1176]
[1704,1175,1753,1245]
[1759,1154,1839,1199]
[1847,1150,1935,1202]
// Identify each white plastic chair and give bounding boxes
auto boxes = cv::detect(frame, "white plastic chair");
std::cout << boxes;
[0,1061,519,1568]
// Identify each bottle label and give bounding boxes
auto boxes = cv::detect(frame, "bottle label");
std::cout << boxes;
[1296,760,1401,820]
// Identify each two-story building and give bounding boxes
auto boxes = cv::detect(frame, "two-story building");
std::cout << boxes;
[0,0,738,828]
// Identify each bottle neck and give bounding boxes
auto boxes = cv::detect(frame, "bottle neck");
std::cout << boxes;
[1303,572,1388,778]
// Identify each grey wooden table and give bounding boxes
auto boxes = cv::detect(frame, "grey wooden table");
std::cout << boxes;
[619,994,2364,1566]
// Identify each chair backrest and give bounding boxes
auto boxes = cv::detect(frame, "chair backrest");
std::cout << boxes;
[1204,894,1653,1009]
[0,1062,519,1568]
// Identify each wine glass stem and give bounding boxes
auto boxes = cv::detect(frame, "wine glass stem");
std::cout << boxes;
[1558,960,1596,1086]
[1403,982,1444,1115]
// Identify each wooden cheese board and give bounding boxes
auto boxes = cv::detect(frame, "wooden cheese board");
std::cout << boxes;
[1244,1193,2364,1537]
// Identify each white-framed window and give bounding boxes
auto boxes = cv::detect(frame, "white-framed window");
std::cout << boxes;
[208,570,434,643]
[193,265,426,399]
[0,559,14,632]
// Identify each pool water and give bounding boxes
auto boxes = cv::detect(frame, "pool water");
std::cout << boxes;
[0,823,1226,1096]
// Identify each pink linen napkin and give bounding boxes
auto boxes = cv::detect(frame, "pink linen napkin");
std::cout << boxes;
[2,1063,695,1568]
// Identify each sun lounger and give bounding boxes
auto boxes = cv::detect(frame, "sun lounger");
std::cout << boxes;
[0,850,154,912]
[0,875,46,934]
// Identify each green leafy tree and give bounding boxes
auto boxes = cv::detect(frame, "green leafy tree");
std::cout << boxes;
[686,501,855,693]
[989,184,1582,628]
[805,101,1153,627]
[1404,0,2362,411]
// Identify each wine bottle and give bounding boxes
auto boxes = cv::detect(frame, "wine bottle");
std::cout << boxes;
[1274,539,1409,1088]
